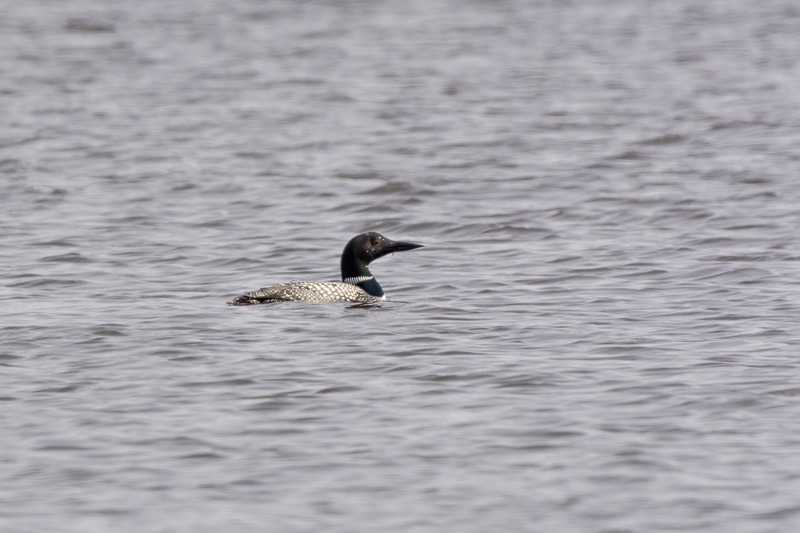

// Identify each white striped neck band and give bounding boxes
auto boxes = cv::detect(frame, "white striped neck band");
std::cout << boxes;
[343,276,374,285]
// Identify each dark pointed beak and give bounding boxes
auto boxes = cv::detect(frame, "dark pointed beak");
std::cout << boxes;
[385,240,424,253]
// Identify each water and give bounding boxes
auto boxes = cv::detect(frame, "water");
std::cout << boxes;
[3,0,800,531]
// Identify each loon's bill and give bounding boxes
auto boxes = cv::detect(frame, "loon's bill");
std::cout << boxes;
[228,232,423,306]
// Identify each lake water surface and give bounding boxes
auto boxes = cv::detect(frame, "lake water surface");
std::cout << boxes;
[3,1,800,531]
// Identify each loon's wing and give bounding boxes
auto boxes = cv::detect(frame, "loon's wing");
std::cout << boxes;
[228,281,381,306]
[227,282,306,306]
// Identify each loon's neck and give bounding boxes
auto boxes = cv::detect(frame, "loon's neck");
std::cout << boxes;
[343,276,384,297]
[340,257,384,297]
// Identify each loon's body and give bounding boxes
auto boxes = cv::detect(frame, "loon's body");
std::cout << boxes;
[228,232,423,306]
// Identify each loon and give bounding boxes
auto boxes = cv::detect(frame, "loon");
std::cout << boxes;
[227,232,423,306]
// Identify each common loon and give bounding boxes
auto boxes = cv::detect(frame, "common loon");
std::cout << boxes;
[227,232,423,306]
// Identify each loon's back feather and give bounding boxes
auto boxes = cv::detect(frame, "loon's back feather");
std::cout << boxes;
[228,280,383,306]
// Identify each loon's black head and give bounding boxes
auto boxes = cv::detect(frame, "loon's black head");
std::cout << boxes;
[345,232,423,264]
[340,232,423,294]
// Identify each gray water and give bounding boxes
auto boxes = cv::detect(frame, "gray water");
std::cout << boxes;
[3,0,800,531]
